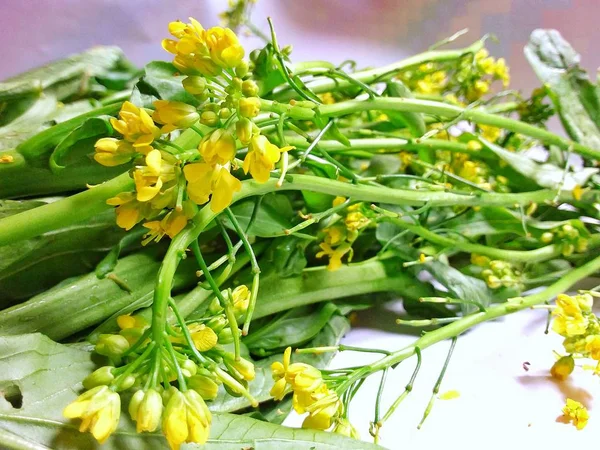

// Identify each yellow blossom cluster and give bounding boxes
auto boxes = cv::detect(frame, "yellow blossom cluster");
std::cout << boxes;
[94,19,293,241]
[459,49,510,102]
[270,347,343,430]
[317,198,371,271]
[562,398,589,430]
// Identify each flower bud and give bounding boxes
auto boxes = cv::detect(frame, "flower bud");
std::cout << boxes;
[227,356,256,381]
[551,355,575,381]
[181,359,198,378]
[206,315,228,334]
[95,334,130,359]
[232,77,244,91]
[115,374,136,392]
[200,110,219,126]
[235,117,254,145]
[241,80,259,97]
[129,388,163,433]
[219,107,232,119]
[333,418,360,439]
[235,60,249,78]
[82,366,115,389]
[188,371,220,400]
[218,327,234,344]
[238,97,261,118]
[540,232,554,244]
[231,285,251,321]
[183,76,207,95]
[207,297,223,315]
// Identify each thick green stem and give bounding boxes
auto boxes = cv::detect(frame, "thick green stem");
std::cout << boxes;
[0,172,133,246]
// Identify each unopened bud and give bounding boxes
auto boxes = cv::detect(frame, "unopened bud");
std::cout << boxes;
[188,371,220,400]
[235,61,249,78]
[227,356,256,381]
[206,315,227,334]
[540,232,554,244]
[181,359,198,378]
[207,298,223,315]
[219,107,232,119]
[218,327,233,344]
[550,355,575,381]
[235,117,254,145]
[183,76,207,95]
[200,111,219,126]
[82,366,115,389]
[115,374,136,391]
[95,334,130,359]
[241,80,259,97]
[231,285,251,321]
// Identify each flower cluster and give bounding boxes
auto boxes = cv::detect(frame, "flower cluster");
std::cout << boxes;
[456,49,510,102]
[550,293,600,379]
[316,198,372,271]
[65,286,257,449]
[470,255,523,290]
[399,63,447,96]
[95,19,293,241]
[540,222,589,257]
[562,398,589,430]
[270,347,343,430]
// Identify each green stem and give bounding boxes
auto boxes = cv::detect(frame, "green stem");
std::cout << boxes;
[352,251,600,380]
[0,172,133,246]
[378,214,600,263]
[274,41,484,101]
[318,98,600,159]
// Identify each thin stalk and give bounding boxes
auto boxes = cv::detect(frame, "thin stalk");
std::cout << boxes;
[381,347,422,423]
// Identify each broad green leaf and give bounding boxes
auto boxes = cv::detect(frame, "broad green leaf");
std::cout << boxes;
[0,252,198,341]
[243,303,340,354]
[209,315,350,413]
[49,116,114,170]
[0,47,127,103]
[224,194,294,237]
[483,139,598,190]
[0,95,57,150]
[264,235,309,278]
[0,334,381,450]
[130,62,200,108]
[525,29,600,150]
[0,206,126,305]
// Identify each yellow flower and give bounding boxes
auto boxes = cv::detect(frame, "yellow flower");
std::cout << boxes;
[238,97,261,118]
[227,356,256,381]
[162,19,220,77]
[183,162,242,212]
[129,389,163,433]
[106,192,150,230]
[286,363,323,392]
[117,314,147,331]
[302,389,342,430]
[332,196,347,207]
[205,26,245,69]
[0,154,14,163]
[63,386,121,444]
[199,129,237,165]
[478,124,501,143]
[319,92,336,105]
[271,346,291,380]
[552,293,593,337]
[231,285,251,320]
[184,323,219,352]
[415,71,446,95]
[94,138,137,167]
[111,101,161,149]
[562,398,589,430]
[323,226,346,246]
[152,100,199,133]
[550,355,575,381]
[142,209,190,244]
[163,389,212,450]
[344,211,370,232]
[586,335,600,360]
[236,117,255,145]
[494,58,510,87]
[572,185,583,201]
[133,150,169,202]
[316,242,352,271]
[243,135,293,183]
[467,80,490,102]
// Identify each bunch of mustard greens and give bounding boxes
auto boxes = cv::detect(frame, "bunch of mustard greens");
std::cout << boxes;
[1,5,600,450]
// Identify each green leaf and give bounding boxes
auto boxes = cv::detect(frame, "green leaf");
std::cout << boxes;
[264,236,309,278]
[0,207,126,305]
[0,46,127,103]
[0,96,57,151]
[243,303,340,354]
[384,81,427,137]
[131,62,200,108]
[209,315,350,413]
[224,194,294,237]
[483,139,598,190]
[0,334,381,450]
[0,252,198,341]
[525,29,600,150]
